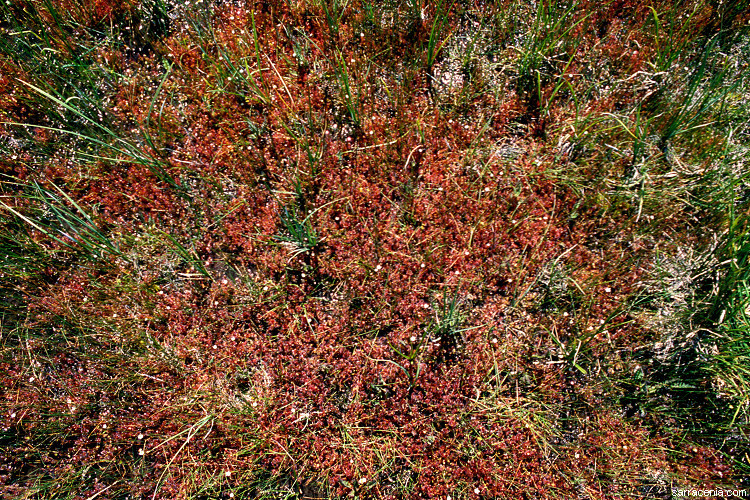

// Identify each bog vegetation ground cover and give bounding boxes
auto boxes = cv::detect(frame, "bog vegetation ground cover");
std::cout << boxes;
[1,0,749,498]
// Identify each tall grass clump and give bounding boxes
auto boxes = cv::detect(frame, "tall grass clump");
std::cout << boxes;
[511,0,590,117]
[705,142,750,432]
[612,17,750,482]
[0,179,124,261]
[0,0,184,191]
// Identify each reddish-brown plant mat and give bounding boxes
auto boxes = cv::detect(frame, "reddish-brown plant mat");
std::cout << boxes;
[1,0,749,498]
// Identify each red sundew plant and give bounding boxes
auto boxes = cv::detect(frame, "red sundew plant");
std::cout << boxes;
[2,0,749,497]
